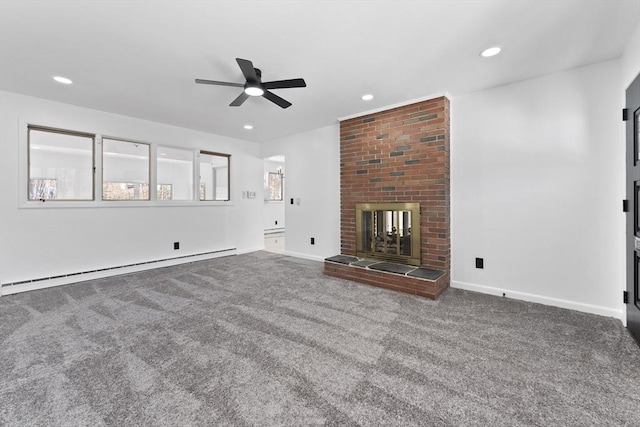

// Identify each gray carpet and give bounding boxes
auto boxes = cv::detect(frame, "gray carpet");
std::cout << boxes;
[1,251,638,426]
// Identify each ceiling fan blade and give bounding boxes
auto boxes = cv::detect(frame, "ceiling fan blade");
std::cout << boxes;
[263,90,292,109]
[264,78,307,90]
[195,79,244,88]
[236,58,259,82]
[230,91,250,107]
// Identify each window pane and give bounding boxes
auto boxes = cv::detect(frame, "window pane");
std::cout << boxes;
[199,151,229,201]
[102,139,150,200]
[157,184,173,200]
[267,172,283,201]
[103,182,149,200]
[157,146,193,200]
[28,127,94,200]
[29,178,57,200]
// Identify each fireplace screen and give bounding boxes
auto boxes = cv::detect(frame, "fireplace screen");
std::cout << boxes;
[355,203,421,266]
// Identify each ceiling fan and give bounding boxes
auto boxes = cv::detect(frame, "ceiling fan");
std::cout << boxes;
[195,58,306,109]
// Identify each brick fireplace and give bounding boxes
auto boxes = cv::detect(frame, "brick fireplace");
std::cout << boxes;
[324,96,450,299]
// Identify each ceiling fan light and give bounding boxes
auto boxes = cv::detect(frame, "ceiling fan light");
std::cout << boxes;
[244,86,264,96]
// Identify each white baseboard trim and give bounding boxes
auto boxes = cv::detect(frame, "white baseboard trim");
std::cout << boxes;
[283,251,326,262]
[264,228,285,234]
[236,246,265,255]
[451,280,624,322]
[1,249,236,296]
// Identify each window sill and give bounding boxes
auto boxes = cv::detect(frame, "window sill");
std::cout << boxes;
[19,200,236,209]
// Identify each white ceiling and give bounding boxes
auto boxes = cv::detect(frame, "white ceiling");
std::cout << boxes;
[1,0,638,143]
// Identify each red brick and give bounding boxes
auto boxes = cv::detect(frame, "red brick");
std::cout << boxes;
[334,97,450,298]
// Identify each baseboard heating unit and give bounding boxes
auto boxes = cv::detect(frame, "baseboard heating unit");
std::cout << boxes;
[1,248,236,296]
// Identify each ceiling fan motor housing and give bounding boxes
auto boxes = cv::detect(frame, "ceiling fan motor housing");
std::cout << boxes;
[245,68,264,96]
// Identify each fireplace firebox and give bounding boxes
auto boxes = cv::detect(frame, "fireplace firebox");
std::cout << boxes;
[355,202,421,266]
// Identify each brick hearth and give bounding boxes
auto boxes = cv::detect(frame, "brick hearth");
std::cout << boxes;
[324,96,450,299]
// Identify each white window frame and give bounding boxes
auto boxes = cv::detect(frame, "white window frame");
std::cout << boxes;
[24,124,96,203]
[101,137,151,201]
[198,150,231,202]
[19,120,234,208]
[156,145,196,202]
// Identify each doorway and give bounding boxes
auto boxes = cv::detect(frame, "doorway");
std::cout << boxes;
[625,72,640,344]
[264,154,285,254]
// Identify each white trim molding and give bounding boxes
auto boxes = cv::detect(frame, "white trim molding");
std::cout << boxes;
[284,251,326,263]
[236,246,266,255]
[451,280,624,324]
[338,92,453,122]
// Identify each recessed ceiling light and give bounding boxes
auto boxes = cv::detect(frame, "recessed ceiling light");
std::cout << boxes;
[361,94,374,101]
[244,124,254,130]
[53,76,73,84]
[480,46,502,58]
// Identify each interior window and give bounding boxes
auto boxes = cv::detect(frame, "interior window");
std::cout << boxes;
[28,126,94,201]
[199,151,230,201]
[157,146,193,200]
[102,138,150,200]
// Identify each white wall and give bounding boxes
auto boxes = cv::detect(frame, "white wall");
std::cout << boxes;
[0,91,264,292]
[451,59,625,320]
[263,160,285,231]
[262,125,340,261]
[621,21,640,90]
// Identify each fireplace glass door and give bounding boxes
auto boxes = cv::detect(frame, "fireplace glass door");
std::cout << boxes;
[356,203,420,265]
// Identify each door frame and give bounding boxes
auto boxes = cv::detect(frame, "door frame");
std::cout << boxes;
[625,72,640,344]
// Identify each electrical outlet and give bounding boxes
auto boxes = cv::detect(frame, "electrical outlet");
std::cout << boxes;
[174,242,180,250]
[475,257,483,269]
[310,237,315,245]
